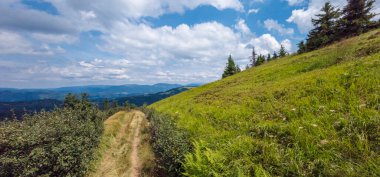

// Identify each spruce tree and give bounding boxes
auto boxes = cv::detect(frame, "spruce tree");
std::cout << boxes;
[250,47,257,67]
[255,55,266,66]
[64,93,79,109]
[222,55,238,78]
[236,65,241,73]
[306,2,341,51]
[267,54,272,61]
[279,45,287,57]
[297,40,307,54]
[103,98,110,110]
[272,52,278,59]
[339,0,376,37]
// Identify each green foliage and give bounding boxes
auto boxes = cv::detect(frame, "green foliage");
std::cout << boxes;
[250,47,257,67]
[266,54,272,61]
[339,0,376,37]
[299,0,378,53]
[255,55,266,66]
[0,94,104,176]
[307,2,341,51]
[272,52,278,60]
[144,109,192,177]
[63,93,80,109]
[103,98,110,110]
[222,55,240,78]
[297,40,307,54]
[279,45,287,57]
[150,30,380,176]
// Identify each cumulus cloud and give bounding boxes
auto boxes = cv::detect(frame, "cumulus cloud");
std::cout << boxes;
[0,0,295,86]
[287,0,305,6]
[264,19,294,36]
[248,8,260,14]
[0,30,64,55]
[250,34,291,55]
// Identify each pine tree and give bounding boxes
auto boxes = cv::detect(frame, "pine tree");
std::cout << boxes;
[222,55,238,78]
[306,2,341,51]
[236,65,241,73]
[339,0,376,37]
[111,100,118,108]
[64,93,79,109]
[80,93,91,109]
[297,40,307,54]
[272,52,278,59]
[267,54,272,61]
[255,55,266,66]
[245,64,250,70]
[250,47,257,67]
[103,98,110,110]
[279,45,287,57]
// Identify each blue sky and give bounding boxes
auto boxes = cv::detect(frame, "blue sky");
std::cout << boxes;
[0,0,379,88]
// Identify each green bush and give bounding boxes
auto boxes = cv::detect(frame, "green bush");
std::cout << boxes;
[0,95,104,176]
[144,108,192,177]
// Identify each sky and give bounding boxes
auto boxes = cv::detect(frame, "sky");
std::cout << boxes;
[1,0,379,88]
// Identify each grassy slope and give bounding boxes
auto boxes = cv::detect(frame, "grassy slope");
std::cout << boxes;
[150,30,380,176]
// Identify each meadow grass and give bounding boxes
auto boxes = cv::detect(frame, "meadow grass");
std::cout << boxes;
[150,29,380,176]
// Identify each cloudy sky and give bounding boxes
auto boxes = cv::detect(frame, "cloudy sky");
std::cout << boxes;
[1,0,379,88]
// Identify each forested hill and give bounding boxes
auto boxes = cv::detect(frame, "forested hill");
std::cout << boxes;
[149,29,380,176]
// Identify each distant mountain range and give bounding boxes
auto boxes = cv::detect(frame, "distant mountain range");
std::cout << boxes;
[0,83,198,102]
[109,86,193,106]
[0,83,200,120]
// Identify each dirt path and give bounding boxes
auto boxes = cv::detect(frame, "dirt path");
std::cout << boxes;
[89,110,153,177]
[130,111,144,177]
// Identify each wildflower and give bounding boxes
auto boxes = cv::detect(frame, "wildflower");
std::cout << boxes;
[311,124,318,127]
[320,139,329,145]
[291,108,296,111]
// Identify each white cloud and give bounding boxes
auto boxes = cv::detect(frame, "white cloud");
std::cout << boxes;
[51,0,243,21]
[0,0,296,86]
[31,33,77,44]
[250,34,290,55]
[24,21,287,84]
[287,0,304,6]
[264,19,294,36]
[281,39,292,51]
[0,30,63,55]
[235,19,252,39]
[248,8,259,14]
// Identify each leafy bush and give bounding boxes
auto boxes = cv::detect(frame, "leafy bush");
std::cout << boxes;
[144,108,192,177]
[0,95,104,176]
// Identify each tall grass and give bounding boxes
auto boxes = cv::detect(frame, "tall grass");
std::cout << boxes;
[150,30,380,176]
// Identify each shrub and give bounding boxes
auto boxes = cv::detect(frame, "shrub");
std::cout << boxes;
[144,108,192,177]
[0,96,104,176]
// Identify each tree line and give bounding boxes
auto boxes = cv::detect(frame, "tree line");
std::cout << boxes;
[222,0,379,78]
[222,44,288,78]
[298,0,379,54]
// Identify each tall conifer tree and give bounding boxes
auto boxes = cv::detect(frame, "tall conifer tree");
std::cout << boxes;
[222,55,239,78]
[306,2,341,51]
[339,0,376,37]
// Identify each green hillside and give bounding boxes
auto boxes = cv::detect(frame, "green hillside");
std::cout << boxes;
[150,30,380,176]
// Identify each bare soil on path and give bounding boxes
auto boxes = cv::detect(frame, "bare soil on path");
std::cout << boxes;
[89,110,154,177]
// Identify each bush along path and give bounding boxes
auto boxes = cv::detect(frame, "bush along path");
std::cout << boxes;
[88,110,155,177]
